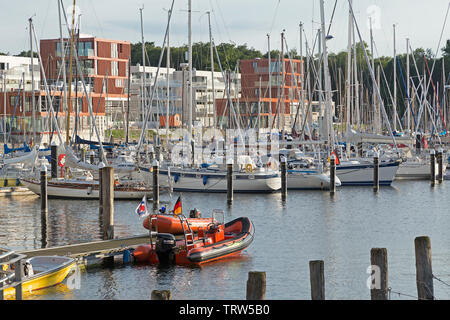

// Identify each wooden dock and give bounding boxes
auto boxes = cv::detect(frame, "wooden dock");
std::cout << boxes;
[17,233,185,267]
[0,187,35,197]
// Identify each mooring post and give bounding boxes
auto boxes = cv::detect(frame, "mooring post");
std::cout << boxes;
[437,148,444,183]
[309,260,325,300]
[430,149,436,186]
[281,156,287,201]
[152,159,159,211]
[13,259,23,300]
[151,290,172,300]
[50,142,57,179]
[246,271,266,300]
[373,152,379,192]
[40,163,48,214]
[81,148,86,163]
[102,166,114,241]
[98,162,105,221]
[89,151,95,164]
[370,248,388,300]
[415,236,434,300]
[330,154,336,195]
[227,158,234,205]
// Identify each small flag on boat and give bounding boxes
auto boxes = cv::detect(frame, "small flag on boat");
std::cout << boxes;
[173,196,182,215]
[136,195,148,218]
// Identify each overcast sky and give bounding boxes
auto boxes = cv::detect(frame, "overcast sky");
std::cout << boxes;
[1,0,449,60]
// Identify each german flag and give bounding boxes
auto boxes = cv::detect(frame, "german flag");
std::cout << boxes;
[173,196,182,215]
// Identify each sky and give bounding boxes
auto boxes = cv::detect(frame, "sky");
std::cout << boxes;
[1,0,449,61]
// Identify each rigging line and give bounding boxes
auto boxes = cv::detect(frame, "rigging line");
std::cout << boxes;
[88,0,104,38]
[326,0,338,37]
[268,0,281,36]
[424,56,447,132]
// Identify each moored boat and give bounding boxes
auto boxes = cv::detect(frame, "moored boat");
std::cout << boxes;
[133,215,254,265]
[1,255,76,299]
[20,177,154,199]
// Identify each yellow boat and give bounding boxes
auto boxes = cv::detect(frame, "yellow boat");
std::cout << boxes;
[2,256,76,299]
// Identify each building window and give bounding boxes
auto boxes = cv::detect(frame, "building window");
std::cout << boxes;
[111,43,118,59]
[115,79,124,88]
[111,61,118,76]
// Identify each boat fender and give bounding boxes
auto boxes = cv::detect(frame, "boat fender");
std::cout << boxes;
[16,178,20,186]
[202,175,208,185]
[123,249,132,264]
[174,174,179,183]
[3,179,7,187]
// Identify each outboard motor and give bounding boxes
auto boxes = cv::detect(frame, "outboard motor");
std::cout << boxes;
[155,233,177,265]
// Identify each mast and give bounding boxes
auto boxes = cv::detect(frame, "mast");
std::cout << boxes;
[345,0,352,155]
[29,17,36,145]
[207,11,216,138]
[267,34,272,130]
[393,24,397,132]
[166,8,171,141]
[187,0,193,139]
[66,0,76,146]
[57,0,68,147]
[320,0,334,157]
[2,74,5,145]
[139,6,146,134]
[299,22,305,134]
[280,30,286,135]
[126,57,130,144]
[406,38,411,134]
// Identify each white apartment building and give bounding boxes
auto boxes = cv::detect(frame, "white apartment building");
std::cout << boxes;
[128,64,240,129]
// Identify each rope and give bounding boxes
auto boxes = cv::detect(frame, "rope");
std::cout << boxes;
[388,287,420,300]
[433,274,450,288]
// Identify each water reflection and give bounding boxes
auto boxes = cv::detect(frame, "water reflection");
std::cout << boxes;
[2,180,450,299]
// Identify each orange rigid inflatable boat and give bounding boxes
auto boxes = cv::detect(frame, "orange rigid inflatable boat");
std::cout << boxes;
[134,215,254,265]
[142,214,216,234]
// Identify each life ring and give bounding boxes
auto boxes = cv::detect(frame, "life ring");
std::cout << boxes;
[245,164,253,173]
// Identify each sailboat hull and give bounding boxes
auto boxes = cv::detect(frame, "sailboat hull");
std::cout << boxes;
[287,171,341,190]
[336,160,400,186]
[20,179,153,199]
[140,167,281,193]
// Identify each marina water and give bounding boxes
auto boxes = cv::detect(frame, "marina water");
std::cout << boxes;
[1,180,450,300]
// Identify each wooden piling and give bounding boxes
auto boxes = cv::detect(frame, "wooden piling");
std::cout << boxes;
[101,166,114,240]
[40,164,47,214]
[246,271,266,300]
[437,148,444,183]
[152,160,159,211]
[50,142,57,179]
[370,248,388,300]
[373,154,379,192]
[89,151,95,164]
[430,150,436,186]
[281,156,287,201]
[227,159,233,205]
[13,259,23,300]
[151,290,172,300]
[330,155,336,194]
[309,260,325,300]
[415,236,434,300]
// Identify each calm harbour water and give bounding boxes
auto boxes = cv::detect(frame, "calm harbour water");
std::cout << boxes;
[2,180,450,300]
